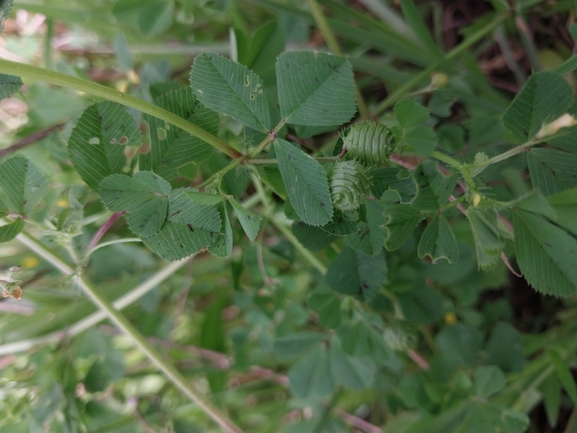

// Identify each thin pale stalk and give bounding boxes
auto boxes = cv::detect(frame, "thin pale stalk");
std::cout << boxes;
[0,60,241,159]
[13,230,244,433]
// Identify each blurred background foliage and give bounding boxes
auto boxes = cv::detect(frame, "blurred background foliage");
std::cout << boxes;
[0,0,576,432]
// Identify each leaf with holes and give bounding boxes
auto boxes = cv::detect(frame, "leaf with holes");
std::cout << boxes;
[140,84,218,182]
[68,102,142,191]
[274,139,333,226]
[190,52,271,132]
[276,51,356,126]
[0,157,48,215]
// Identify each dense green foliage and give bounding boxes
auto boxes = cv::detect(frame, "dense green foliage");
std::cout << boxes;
[0,1,576,432]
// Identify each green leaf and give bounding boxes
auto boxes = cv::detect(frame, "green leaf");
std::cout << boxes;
[100,172,171,212]
[209,205,233,258]
[276,51,356,126]
[469,116,504,146]
[399,0,445,64]
[411,162,458,211]
[474,366,505,398]
[309,291,341,329]
[68,102,142,191]
[528,148,577,196]
[288,345,334,398]
[292,222,337,251]
[394,98,430,129]
[140,85,217,182]
[546,125,577,152]
[417,214,459,264]
[549,350,577,406]
[84,358,111,393]
[435,323,482,366]
[190,52,271,132]
[540,375,561,428]
[401,125,437,156]
[137,1,174,38]
[318,211,358,236]
[513,209,577,296]
[382,204,422,251]
[0,73,23,100]
[552,53,577,75]
[274,139,333,226]
[237,21,285,85]
[229,197,261,241]
[112,34,133,71]
[330,338,375,390]
[273,332,325,358]
[141,222,217,261]
[325,247,386,301]
[512,190,556,221]
[397,287,444,325]
[0,218,23,243]
[0,157,48,214]
[126,197,168,237]
[167,189,222,232]
[0,0,12,34]
[503,71,573,142]
[468,207,504,270]
[345,201,387,256]
[547,188,577,236]
[485,322,523,373]
[371,167,416,203]
[486,403,529,433]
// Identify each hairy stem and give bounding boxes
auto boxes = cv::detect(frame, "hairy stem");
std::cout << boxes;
[0,60,241,159]
[14,230,244,433]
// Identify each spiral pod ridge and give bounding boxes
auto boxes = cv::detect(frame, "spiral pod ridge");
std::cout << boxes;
[330,161,371,211]
[345,121,395,165]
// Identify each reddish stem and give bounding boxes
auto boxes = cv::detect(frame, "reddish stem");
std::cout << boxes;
[87,211,126,251]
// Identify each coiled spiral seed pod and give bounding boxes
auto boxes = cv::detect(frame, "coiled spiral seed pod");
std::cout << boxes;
[345,121,395,165]
[330,161,372,211]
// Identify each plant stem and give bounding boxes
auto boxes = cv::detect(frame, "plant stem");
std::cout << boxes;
[306,0,370,120]
[0,257,192,356]
[471,142,535,176]
[0,60,241,159]
[197,120,288,189]
[87,211,126,251]
[249,156,339,165]
[375,11,511,114]
[83,238,142,262]
[0,122,65,158]
[269,214,327,274]
[14,230,244,433]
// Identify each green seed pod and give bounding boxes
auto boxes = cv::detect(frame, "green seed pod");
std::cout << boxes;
[345,121,395,165]
[330,161,371,211]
